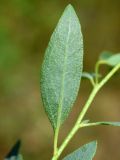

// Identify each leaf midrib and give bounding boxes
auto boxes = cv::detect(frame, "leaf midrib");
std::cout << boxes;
[56,11,71,131]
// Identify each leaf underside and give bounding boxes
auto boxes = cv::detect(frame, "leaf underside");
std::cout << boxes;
[40,4,83,129]
[63,141,97,160]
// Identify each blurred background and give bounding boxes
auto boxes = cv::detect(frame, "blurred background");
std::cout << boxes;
[0,0,120,159]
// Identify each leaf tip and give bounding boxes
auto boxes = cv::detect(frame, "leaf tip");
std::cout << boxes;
[65,4,75,12]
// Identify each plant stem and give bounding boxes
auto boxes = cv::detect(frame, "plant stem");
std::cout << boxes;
[52,63,120,160]
[51,157,57,160]
[90,77,95,87]
[53,127,59,156]
[56,86,98,159]
[95,61,100,84]
[81,122,109,128]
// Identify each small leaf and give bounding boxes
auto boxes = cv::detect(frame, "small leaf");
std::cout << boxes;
[82,72,101,80]
[99,51,120,66]
[5,155,23,160]
[4,140,23,160]
[63,141,97,160]
[99,51,113,61]
[40,4,83,129]
[80,119,90,126]
[92,121,120,126]
[81,119,90,124]
[5,140,21,158]
[106,54,120,66]
[82,72,94,81]
[82,72,102,86]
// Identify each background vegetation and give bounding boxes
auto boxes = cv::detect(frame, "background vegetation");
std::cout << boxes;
[0,0,120,159]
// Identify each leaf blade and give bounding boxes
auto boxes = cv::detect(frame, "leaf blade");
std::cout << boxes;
[63,141,97,160]
[40,4,83,129]
[106,54,120,66]
[99,51,120,66]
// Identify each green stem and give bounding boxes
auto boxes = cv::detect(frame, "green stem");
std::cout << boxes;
[95,61,100,84]
[53,63,120,160]
[81,122,108,128]
[56,86,98,159]
[53,127,59,157]
[51,156,57,160]
[90,77,95,87]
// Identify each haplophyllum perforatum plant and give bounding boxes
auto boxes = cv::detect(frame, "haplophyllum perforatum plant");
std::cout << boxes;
[40,4,120,160]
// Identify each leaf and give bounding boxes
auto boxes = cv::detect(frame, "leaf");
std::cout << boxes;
[99,51,113,61]
[5,155,23,160]
[82,72,94,81]
[91,121,120,126]
[106,54,120,66]
[63,141,97,160]
[5,140,21,158]
[82,72,102,86]
[99,51,120,66]
[82,72,101,80]
[81,119,90,124]
[40,4,83,129]
[4,140,23,160]
[82,72,95,86]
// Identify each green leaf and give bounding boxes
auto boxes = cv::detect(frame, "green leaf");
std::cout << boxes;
[82,72,94,81]
[82,72,102,86]
[106,54,120,66]
[82,72,101,80]
[17,155,23,160]
[63,141,97,160]
[91,121,120,126]
[4,140,23,160]
[99,51,120,66]
[5,154,23,160]
[40,4,83,129]
[99,51,113,61]
[81,119,90,124]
